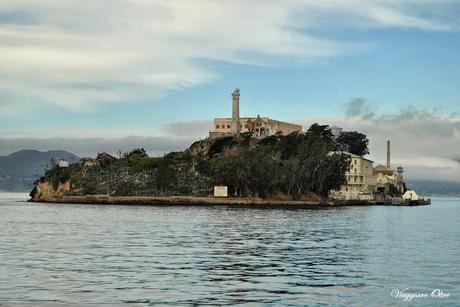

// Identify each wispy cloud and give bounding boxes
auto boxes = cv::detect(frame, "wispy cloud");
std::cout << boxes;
[0,0,458,115]
[344,97,375,119]
[162,120,212,138]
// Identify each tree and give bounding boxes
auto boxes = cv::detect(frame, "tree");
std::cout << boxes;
[336,131,369,156]
[313,153,350,196]
[307,123,334,147]
[277,133,331,199]
[156,158,177,194]
[125,148,148,159]
[210,154,247,196]
[244,147,280,198]
[292,135,329,198]
[276,131,303,160]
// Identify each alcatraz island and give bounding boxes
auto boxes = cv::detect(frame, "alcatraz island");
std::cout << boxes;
[30,89,429,207]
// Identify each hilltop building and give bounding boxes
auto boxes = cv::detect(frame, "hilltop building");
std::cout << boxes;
[209,89,302,139]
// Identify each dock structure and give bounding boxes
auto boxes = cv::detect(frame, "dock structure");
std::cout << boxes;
[30,195,431,207]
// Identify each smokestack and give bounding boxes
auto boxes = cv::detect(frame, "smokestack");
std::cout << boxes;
[386,140,391,169]
[231,88,240,135]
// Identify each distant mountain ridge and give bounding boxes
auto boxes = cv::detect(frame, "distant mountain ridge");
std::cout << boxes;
[0,150,79,192]
[406,180,460,197]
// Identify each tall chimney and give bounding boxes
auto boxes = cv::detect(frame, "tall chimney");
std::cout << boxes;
[386,140,391,169]
[231,88,240,135]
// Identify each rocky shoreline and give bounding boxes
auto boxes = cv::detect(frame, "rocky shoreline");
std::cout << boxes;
[28,195,430,207]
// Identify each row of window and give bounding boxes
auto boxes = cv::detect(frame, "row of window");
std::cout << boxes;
[216,124,267,130]
[216,124,231,129]
[348,175,364,183]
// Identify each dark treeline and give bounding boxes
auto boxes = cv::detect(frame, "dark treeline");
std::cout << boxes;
[33,124,369,200]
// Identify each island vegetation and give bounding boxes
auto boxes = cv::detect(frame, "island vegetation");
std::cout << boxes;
[30,124,369,201]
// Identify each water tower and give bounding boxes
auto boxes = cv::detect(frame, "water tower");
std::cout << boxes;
[396,166,405,193]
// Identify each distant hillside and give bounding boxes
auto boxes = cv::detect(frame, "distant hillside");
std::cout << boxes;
[0,150,79,192]
[406,180,460,197]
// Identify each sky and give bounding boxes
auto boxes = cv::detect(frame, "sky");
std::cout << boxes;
[0,0,460,182]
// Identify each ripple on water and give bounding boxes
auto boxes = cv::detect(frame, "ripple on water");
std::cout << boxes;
[0,195,459,306]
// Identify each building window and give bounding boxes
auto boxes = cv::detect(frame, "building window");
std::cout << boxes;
[354,160,357,165]
[227,125,230,129]
[216,125,220,129]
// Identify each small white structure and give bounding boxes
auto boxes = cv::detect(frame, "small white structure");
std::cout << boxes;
[214,186,228,198]
[58,159,70,168]
[403,190,419,201]
[329,126,343,139]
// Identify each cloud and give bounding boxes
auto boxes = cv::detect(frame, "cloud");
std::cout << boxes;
[162,120,212,138]
[0,119,214,157]
[0,0,459,115]
[344,97,375,119]
[0,136,194,158]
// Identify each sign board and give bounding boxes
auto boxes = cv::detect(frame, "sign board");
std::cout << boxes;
[214,186,228,198]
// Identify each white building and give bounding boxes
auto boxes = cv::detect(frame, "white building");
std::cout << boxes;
[58,159,70,168]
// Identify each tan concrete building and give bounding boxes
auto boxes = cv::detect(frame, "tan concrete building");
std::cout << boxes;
[374,164,396,185]
[331,152,377,200]
[210,89,302,139]
[330,140,405,200]
[212,116,302,139]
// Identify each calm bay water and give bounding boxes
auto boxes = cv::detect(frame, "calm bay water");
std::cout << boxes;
[0,193,458,306]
